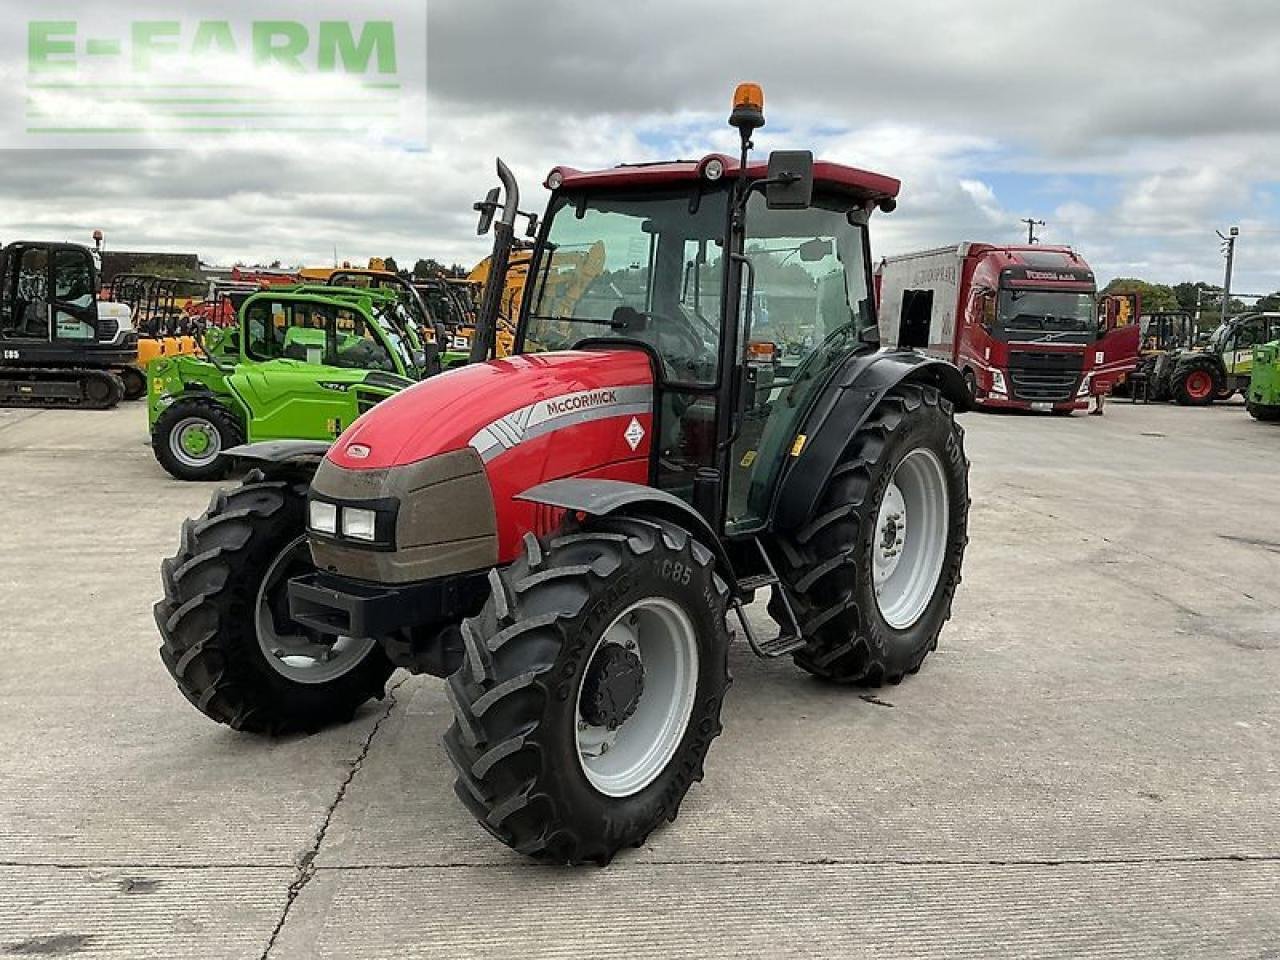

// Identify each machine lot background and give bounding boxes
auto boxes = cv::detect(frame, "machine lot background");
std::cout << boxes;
[0,400,1277,958]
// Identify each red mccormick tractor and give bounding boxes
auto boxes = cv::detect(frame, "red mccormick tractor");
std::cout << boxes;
[156,86,972,864]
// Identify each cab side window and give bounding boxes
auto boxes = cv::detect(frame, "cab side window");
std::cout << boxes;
[332,308,395,371]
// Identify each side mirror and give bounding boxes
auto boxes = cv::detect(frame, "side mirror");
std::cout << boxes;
[474,187,500,236]
[798,238,832,262]
[765,150,813,210]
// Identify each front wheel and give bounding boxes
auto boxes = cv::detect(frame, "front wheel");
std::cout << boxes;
[1247,400,1280,422]
[768,382,970,685]
[443,516,731,864]
[155,474,394,734]
[152,399,244,481]
[1172,360,1221,406]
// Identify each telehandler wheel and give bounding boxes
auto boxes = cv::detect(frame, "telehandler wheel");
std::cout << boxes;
[118,366,147,401]
[155,474,394,735]
[443,516,731,865]
[1247,400,1280,422]
[152,399,244,481]
[1172,359,1221,406]
[769,382,969,685]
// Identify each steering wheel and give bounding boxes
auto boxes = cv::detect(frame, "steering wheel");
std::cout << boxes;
[611,305,708,363]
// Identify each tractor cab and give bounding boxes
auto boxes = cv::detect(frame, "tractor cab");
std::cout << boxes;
[519,156,893,536]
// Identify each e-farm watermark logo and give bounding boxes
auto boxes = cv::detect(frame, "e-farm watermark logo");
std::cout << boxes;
[11,3,426,148]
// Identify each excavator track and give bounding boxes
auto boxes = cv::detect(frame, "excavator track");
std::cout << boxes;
[0,367,126,410]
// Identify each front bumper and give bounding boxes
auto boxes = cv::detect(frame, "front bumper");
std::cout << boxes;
[288,569,488,639]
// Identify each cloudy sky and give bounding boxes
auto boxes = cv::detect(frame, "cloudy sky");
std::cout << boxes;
[3,0,1279,295]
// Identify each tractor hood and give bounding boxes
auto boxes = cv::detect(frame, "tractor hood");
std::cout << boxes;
[326,349,654,472]
[309,348,657,582]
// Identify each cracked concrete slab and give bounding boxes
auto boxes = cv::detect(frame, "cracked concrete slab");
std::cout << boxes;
[1,399,1278,958]
[0,865,290,959]
[268,860,1280,959]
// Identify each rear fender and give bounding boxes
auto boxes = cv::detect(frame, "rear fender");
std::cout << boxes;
[772,350,968,532]
[516,478,736,585]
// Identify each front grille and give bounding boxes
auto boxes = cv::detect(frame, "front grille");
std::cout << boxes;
[98,317,120,342]
[1007,351,1083,402]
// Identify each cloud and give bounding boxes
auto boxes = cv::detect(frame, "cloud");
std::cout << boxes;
[0,0,1278,295]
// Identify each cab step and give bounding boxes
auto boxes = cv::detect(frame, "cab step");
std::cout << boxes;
[730,539,807,659]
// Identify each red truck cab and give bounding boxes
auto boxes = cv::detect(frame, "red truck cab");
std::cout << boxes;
[878,244,1138,412]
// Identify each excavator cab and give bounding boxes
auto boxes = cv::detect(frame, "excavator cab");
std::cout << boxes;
[0,241,138,408]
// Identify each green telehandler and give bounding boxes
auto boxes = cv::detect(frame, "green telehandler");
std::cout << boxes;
[1162,312,1280,406]
[1247,339,1280,422]
[147,287,432,481]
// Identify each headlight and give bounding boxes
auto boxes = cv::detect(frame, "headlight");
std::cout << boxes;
[309,500,338,535]
[990,370,1007,394]
[1077,374,1092,397]
[342,507,378,542]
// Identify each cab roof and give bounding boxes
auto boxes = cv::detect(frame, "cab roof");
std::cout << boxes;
[547,153,900,203]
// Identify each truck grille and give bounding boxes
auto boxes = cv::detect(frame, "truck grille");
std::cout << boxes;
[1008,351,1083,402]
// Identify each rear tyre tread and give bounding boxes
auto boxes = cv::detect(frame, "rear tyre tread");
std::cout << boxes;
[768,382,969,686]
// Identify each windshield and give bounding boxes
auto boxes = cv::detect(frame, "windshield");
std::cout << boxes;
[523,187,730,385]
[997,289,1097,342]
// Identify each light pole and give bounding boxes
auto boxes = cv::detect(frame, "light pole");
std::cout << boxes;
[1217,226,1239,326]
[1021,218,1045,244]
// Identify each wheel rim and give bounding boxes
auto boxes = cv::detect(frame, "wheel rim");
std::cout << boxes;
[1185,371,1212,399]
[254,535,377,685]
[169,417,221,467]
[575,597,699,798]
[873,447,950,630]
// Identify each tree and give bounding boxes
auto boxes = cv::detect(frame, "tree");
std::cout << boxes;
[1255,291,1280,312]
[1101,277,1179,313]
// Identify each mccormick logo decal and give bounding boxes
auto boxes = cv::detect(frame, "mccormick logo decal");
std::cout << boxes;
[470,385,653,463]
[544,390,618,417]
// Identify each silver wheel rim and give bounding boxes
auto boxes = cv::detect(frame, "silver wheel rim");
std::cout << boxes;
[255,536,377,685]
[169,416,222,468]
[575,597,699,798]
[873,447,950,630]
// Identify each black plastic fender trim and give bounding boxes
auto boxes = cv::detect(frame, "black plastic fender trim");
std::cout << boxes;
[516,478,736,586]
[771,350,969,532]
[222,439,333,468]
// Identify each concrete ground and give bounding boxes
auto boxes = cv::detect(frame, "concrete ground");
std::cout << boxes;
[0,398,1277,959]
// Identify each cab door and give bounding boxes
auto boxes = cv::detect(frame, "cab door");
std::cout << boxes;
[1093,293,1141,390]
[228,360,360,442]
[1224,316,1266,381]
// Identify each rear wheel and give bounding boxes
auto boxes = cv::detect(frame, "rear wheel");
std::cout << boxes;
[155,474,394,734]
[152,398,244,481]
[1172,359,1221,406]
[768,382,969,685]
[443,516,731,864]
